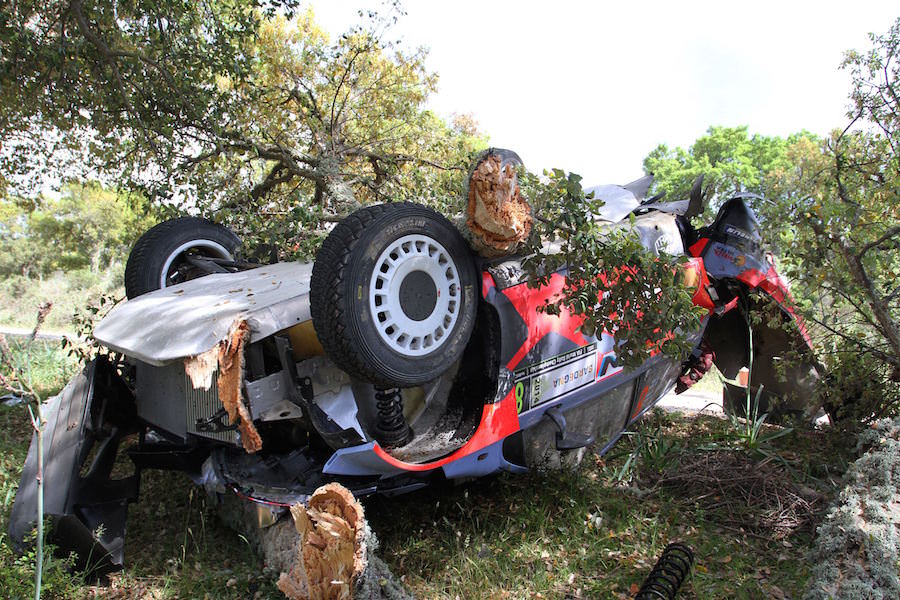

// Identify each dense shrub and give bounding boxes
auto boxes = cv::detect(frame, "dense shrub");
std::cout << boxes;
[804,418,900,599]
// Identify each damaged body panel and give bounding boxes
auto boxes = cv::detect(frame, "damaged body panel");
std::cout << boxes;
[10,174,821,574]
[9,357,139,572]
[94,261,314,365]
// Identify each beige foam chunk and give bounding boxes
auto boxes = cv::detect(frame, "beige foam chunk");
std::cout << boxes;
[184,345,218,390]
[217,319,263,453]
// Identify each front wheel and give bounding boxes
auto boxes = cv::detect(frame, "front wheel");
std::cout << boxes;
[310,203,478,387]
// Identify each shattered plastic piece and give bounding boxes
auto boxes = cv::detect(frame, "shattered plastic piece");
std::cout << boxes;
[278,483,367,600]
[217,319,263,453]
[465,150,532,255]
[184,346,218,390]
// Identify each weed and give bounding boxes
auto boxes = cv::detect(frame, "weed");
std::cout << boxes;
[610,425,681,484]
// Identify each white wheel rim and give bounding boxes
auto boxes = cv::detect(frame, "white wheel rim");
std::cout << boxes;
[159,240,233,289]
[369,234,461,357]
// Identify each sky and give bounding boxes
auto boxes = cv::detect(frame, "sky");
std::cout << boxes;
[309,0,898,185]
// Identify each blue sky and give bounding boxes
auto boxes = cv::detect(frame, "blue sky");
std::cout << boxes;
[310,1,897,186]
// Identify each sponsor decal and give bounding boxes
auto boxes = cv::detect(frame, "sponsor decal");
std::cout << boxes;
[513,343,597,413]
[596,352,621,381]
[724,224,754,241]
[713,246,736,261]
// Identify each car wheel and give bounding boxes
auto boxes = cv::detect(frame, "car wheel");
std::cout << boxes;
[310,202,478,387]
[124,217,241,299]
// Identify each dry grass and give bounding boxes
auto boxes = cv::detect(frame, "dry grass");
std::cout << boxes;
[648,449,820,539]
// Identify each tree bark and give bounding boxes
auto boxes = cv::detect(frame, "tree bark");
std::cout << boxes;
[220,483,414,600]
[318,154,359,213]
[459,148,532,257]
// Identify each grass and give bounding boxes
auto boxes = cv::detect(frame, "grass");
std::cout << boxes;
[366,409,847,599]
[0,343,852,599]
[0,339,82,400]
[1,372,81,599]
[0,271,124,333]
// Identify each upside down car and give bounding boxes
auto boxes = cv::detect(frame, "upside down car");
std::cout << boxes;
[9,156,821,572]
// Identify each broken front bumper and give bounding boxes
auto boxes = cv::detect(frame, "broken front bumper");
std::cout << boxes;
[9,357,140,572]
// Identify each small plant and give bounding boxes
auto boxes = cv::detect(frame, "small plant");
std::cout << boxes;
[0,302,53,600]
[612,426,681,483]
[728,302,793,454]
[61,292,121,364]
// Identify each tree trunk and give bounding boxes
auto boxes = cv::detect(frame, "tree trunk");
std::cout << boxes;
[838,238,900,374]
[318,155,359,214]
[220,483,414,600]
[459,148,532,257]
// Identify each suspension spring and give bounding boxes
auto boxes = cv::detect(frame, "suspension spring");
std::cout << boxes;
[374,386,412,448]
[635,542,694,600]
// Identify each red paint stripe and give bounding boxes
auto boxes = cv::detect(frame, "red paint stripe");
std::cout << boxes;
[372,389,521,472]
[481,271,496,298]
[689,238,709,257]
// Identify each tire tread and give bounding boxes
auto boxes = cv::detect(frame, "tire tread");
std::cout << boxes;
[310,202,474,386]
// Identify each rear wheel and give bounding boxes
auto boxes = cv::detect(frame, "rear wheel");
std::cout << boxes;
[124,217,241,299]
[310,203,478,387]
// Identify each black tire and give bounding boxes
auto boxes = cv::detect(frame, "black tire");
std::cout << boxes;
[124,217,241,299]
[310,202,478,387]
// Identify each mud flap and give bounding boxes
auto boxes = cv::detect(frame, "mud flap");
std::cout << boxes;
[8,356,140,574]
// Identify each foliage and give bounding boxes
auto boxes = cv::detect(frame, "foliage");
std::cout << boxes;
[643,125,818,219]
[1,0,299,198]
[0,1,486,260]
[613,425,681,483]
[761,19,900,421]
[0,182,153,279]
[0,339,80,401]
[0,305,55,600]
[804,417,900,599]
[0,400,88,600]
[519,169,706,369]
[644,19,900,420]
[730,309,794,453]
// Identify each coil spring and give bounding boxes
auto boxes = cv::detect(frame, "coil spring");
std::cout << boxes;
[374,387,411,447]
[635,542,694,600]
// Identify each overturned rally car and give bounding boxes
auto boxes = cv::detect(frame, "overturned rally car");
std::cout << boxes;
[9,167,820,572]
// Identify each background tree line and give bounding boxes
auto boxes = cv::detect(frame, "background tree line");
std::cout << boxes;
[1,0,486,258]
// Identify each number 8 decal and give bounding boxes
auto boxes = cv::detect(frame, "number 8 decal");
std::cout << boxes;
[515,381,525,414]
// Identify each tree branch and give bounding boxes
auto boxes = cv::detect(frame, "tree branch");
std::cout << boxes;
[858,225,900,259]
[250,162,295,199]
[68,0,160,154]
[345,149,464,172]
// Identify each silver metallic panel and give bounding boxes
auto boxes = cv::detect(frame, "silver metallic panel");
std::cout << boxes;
[135,361,187,440]
[184,369,237,444]
[583,183,641,223]
[94,262,314,366]
[245,372,303,421]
